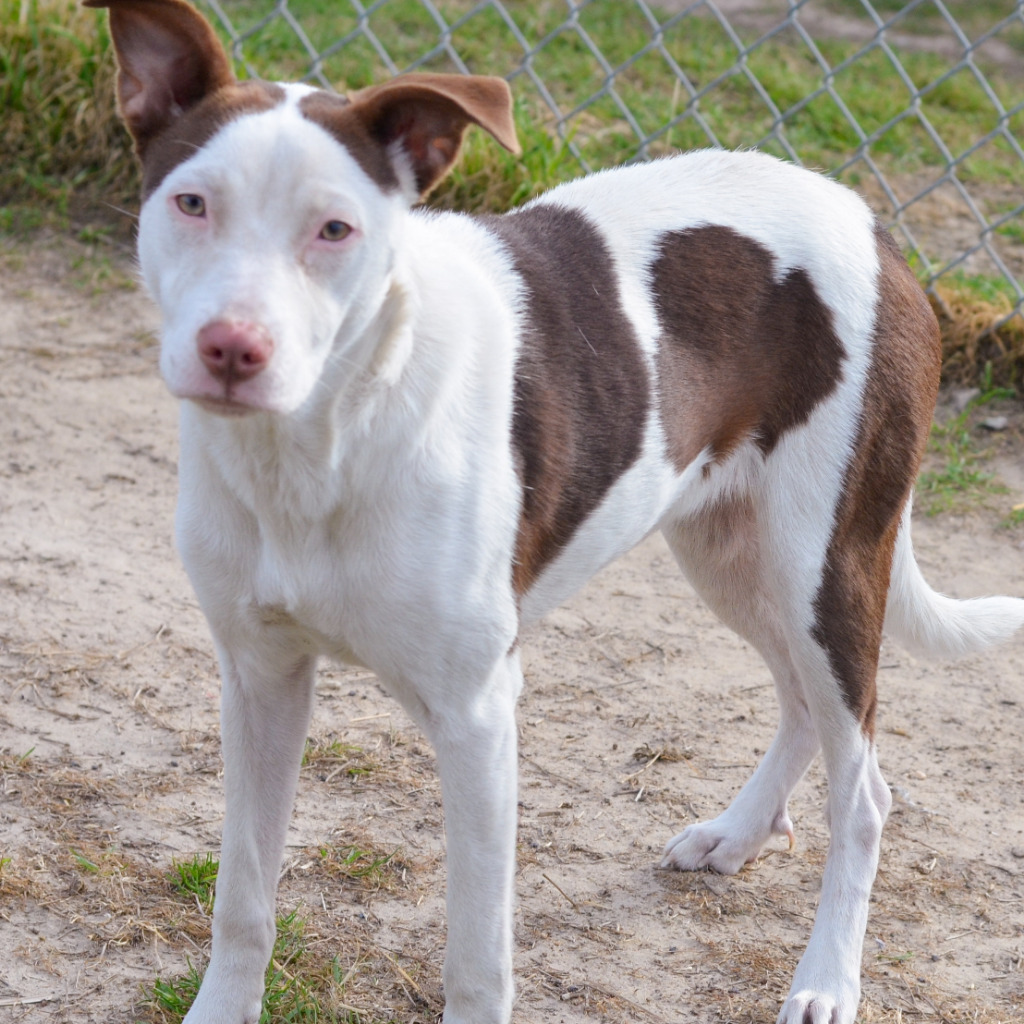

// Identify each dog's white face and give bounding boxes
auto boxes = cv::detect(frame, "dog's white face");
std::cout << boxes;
[138,86,404,417]
[101,0,517,423]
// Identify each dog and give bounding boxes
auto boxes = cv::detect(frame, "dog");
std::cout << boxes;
[89,1,1024,1022]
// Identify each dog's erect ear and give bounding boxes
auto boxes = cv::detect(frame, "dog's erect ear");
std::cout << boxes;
[83,0,234,156]
[349,73,520,198]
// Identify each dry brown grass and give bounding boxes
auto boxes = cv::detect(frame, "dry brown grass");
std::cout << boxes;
[933,286,1024,387]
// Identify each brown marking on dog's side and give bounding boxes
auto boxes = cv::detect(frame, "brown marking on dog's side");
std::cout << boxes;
[303,74,519,198]
[139,81,286,199]
[483,205,650,596]
[651,226,845,473]
[811,223,941,734]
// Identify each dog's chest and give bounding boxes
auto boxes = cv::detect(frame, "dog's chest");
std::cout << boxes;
[244,511,371,660]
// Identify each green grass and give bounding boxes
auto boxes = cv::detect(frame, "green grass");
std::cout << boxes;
[916,366,1016,514]
[168,853,220,913]
[69,847,101,874]
[0,0,136,226]
[144,911,398,1023]
[1002,504,1024,529]
[316,844,396,885]
[3,0,1022,380]
[824,0,1024,55]
[9,0,1024,216]
[301,738,364,767]
[150,848,404,1019]
[205,0,1024,189]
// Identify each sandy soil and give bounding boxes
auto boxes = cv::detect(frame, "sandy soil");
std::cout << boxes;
[1,236,1023,1024]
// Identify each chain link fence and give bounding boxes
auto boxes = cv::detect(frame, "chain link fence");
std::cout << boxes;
[202,0,1024,334]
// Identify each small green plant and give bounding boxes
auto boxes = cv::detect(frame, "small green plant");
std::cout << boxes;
[318,844,396,886]
[876,948,916,965]
[976,360,1017,404]
[69,848,100,874]
[302,738,363,767]
[144,911,338,1023]
[1001,504,1024,529]
[917,369,1014,514]
[168,853,219,913]
[147,960,204,1022]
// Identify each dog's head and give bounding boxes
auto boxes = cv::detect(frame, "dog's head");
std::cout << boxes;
[87,0,518,417]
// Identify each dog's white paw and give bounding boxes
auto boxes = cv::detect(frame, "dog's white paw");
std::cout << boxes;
[776,987,858,1024]
[661,811,793,874]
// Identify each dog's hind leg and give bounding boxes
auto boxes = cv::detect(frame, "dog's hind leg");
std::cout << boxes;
[183,643,317,1024]
[659,496,819,875]
[768,520,896,1024]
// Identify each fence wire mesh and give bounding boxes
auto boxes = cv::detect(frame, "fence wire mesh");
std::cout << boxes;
[202,0,1024,332]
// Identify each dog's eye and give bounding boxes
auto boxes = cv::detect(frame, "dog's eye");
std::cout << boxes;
[319,220,351,242]
[176,194,206,217]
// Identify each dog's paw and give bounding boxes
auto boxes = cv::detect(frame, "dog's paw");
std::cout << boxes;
[180,971,262,1024]
[660,811,793,875]
[776,988,857,1024]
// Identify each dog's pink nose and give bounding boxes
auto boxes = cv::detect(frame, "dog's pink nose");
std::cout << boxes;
[197,320,273,383]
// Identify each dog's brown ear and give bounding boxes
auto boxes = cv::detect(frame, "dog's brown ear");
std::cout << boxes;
[349,73,520,198]
[83,0,234,156]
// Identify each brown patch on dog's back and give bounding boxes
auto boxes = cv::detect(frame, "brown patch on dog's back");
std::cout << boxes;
[140,81,286,199]
[811,224,941,732]
[652,226,845,471]
[484,205,650,596]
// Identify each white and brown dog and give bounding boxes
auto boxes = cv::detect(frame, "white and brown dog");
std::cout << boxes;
[91,1,1024,1022]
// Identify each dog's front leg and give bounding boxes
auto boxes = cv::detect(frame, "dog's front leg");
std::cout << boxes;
[183,647,317,1024]
[426,654,521,1024]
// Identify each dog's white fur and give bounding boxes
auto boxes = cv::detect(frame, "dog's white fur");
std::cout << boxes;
[92,2,1024,1022]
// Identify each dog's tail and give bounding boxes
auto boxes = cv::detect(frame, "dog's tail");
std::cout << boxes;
[884,501,1024,659]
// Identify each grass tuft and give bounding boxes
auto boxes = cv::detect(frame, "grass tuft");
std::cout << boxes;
[917,367,1016,515]
[142,910,406,1023]
[168,853,219,914]
[0,0,138,230]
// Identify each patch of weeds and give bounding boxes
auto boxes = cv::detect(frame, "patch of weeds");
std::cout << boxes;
[1000,504,1024,530]
[146,959,203,1023]
[1,0,138,220]
[316,844,398,889]
[0,201,52,236]
[917,369,1015,515]
[168,853,219,914]
[996,219,1024,247]
[302,737,364,768]
[77,224,113,245]
[69,847,100,874]
[876,948,916,966]
[143,911,384,1023]
[69,248,137,295]
[302,737,389,781]
[977,360,1019,405]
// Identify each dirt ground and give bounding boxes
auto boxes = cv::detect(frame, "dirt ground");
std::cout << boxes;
[1,235,1023,1024]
